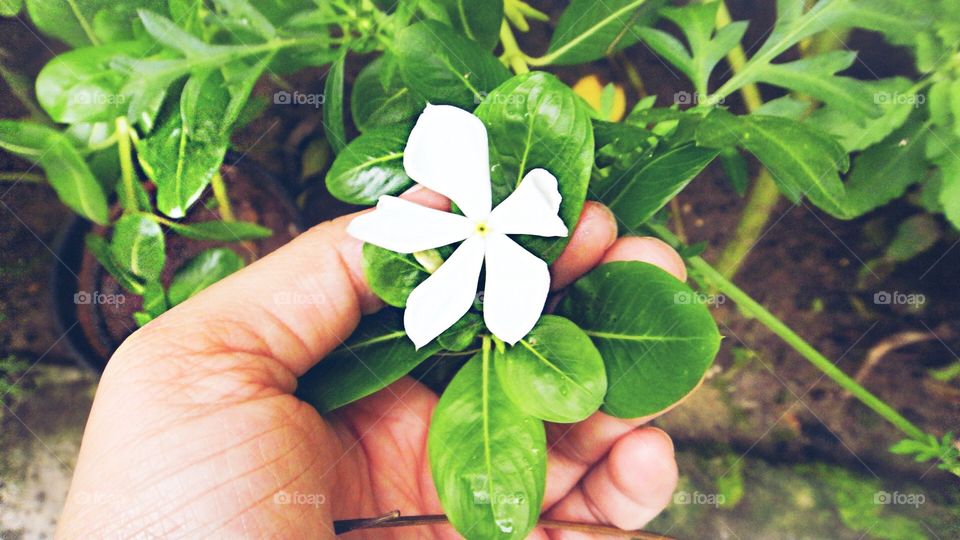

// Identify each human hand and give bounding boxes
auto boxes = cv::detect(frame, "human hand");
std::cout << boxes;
[59,190,685,539]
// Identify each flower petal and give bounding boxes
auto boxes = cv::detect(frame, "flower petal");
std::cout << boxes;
[403,104,492,219]
[405,235,485,348]
[347,196,473,253]
[487,168,568,237]
[482,233,551,345]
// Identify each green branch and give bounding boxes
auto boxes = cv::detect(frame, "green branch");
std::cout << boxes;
[647,223,929,443]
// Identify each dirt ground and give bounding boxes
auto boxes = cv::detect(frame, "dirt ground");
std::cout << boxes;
[1,2,958,538]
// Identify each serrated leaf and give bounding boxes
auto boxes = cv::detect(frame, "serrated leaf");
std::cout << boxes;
[0,120,108,224]
[395,21,509,110]
[110,213,166,281]
[638,2,747,95]
[325,124,412,205]
[546,0,668,65]
[429,351,545,540]
[297,309,441,413]
[597,142,718,230]
[495,315,606,423]
[475,72,594,262]
[696,109,851,218]
[168,248,244,306]
[752,51,881,123]
[806,77,916,152]
[558,261,721,418]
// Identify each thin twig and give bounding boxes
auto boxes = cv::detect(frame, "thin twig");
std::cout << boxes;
[333,512,677,539]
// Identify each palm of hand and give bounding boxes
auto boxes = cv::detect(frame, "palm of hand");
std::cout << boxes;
[59,207,681,539]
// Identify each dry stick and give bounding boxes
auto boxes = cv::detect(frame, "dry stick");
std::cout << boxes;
[333,512,677,539]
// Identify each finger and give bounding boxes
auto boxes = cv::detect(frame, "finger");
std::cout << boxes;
[549,201,617,290]
[545,428,678,539]
[601,236,687,281]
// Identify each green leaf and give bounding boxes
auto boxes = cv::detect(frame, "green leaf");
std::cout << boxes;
[437,312,484,352]
[936,147,960,230]
[806,77,916,152]
[395,20,509,110]
[140,280,168,319]
[429,350,546,540]
[495,315,606,423]
[420,0,504,49]
[165,219,273,242]
[137,9,212,56]
[0,120,108,224]
[362,243,428,307]
[842,114,929,217]
[25,0,162,47]
[596,142,718,230]
[637,2,747,95]
[0,0,22,16]
[138,72,230,218]
[323,50,347,153]
[696,110,851,218]
[168,248,244,306]
[475,72,594,262]
[546,0,667,65]
[751,51,881,123]
[36,40,150,124]
[559,261,721,418]
[351,56,423,132]
[297,309,440,413]
[84,233,144,294]
[110,213,166,281]
[325,124,412,205]
[210,0,276,40]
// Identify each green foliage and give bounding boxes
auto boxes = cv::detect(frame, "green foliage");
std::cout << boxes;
[110,213,165,281]
[323,50,347,153]
[168,248,245,306]
[494,316,606,423]
[395,21,509,110]
[350,56,422,133]
[362,243,427,308]
[0,120,108,224]
[475,72,594,262]
[420,0,504,50]
[545,0,667,65]
[559,262,721,418]
[429,348,546,540]
[325,125,412,205]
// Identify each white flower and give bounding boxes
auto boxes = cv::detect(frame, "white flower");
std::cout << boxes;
[348,104,568,348]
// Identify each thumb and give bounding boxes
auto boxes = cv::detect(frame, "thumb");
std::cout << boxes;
[112,189,449,381]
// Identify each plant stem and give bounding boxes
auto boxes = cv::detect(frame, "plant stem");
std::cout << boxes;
[210,172,235,221]
[499,20,530,74]
[333,512,676,539]
[114,117,139,213]
[706,0,780,280]
[712,168,779,275]
[0,172,44,183]
[647,223,929,443]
